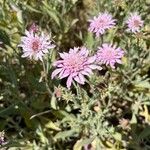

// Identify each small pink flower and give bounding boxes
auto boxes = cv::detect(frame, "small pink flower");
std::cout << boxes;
[126,12,143,33]
[19,30,55,61]
[96,43,124,68]
[89,12,116,37]
[51,47,101,89]
[29,23,38,33]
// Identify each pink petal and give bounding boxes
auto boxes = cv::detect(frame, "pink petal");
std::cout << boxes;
[66,75,73,89]
[51,68,62,79]
[89,64,99,69]
[58,69,65,78]
[79,73,85,84]
[74,74,85,84]
[48,44,55,49]
[81,71,90,76]
[74,75,81,84]
[59,53,67,59]
[53,60,63,66]
[87,56,96,63]
[22,52,30,58]
[110,62,115,68]
[59,70,70,79]
[80,47,89,56]
[84,68,93,74]
[116,59,122,64]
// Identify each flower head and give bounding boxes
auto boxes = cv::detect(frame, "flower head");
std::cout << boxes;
[89,12,116,37]
[51,47,101,88]
[19,30,55,61]
[96,43,124,68]
[126,12,143,33]
[29,23,39,33]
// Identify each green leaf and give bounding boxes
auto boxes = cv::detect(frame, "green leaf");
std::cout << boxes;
[54,130,76,141]
[50,94,57,109]
[0,29,11,46]
[138,127,150,140]
[70,19,79,27]
[112,132,122,141]
[45,120,61,131]
[42,2,61,26]
[130,113,137,124]
[26,5,42,13]
[85,32,94,50]
[134,80,150,89]
[45,121,60,131]
[73,137,94,150]
[0,104,18,117]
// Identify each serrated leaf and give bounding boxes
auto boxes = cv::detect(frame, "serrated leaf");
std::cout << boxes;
[54,130,76,141]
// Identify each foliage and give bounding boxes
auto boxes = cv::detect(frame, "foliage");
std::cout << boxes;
[0,0,150,149]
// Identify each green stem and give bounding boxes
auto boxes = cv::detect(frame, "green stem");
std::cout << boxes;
[42,60,52,96]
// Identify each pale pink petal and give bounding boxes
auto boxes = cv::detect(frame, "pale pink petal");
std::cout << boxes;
[59,70,70,79]
[66,75,73,89]
[78,73,85,84]
[87,56,96,63]
[74,75,84,84]
[51,68,62,79]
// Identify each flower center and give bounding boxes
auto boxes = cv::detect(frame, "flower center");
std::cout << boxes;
[98,19,106,27]
[133,20,140,27]
[32,40,39,51]
[105,49,115,60]
[64,54,85,72]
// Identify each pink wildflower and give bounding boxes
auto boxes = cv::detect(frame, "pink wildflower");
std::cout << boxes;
[29,23,38,33]
[126,12,143,33]
[96,43,124,68]
[19,30,55,61]
[89,12,116,37]
[51,47,101,89]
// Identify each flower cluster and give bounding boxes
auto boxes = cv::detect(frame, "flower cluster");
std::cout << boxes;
[19,11,143,89]
[89,12,143,36]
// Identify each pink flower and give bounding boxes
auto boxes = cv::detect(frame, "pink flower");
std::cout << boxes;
[126,12,143,33]
[96,43,124,68]
[51,47,101,89]
[29,23,38,33]
[89,12,116,37]
[19,30,55,61]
